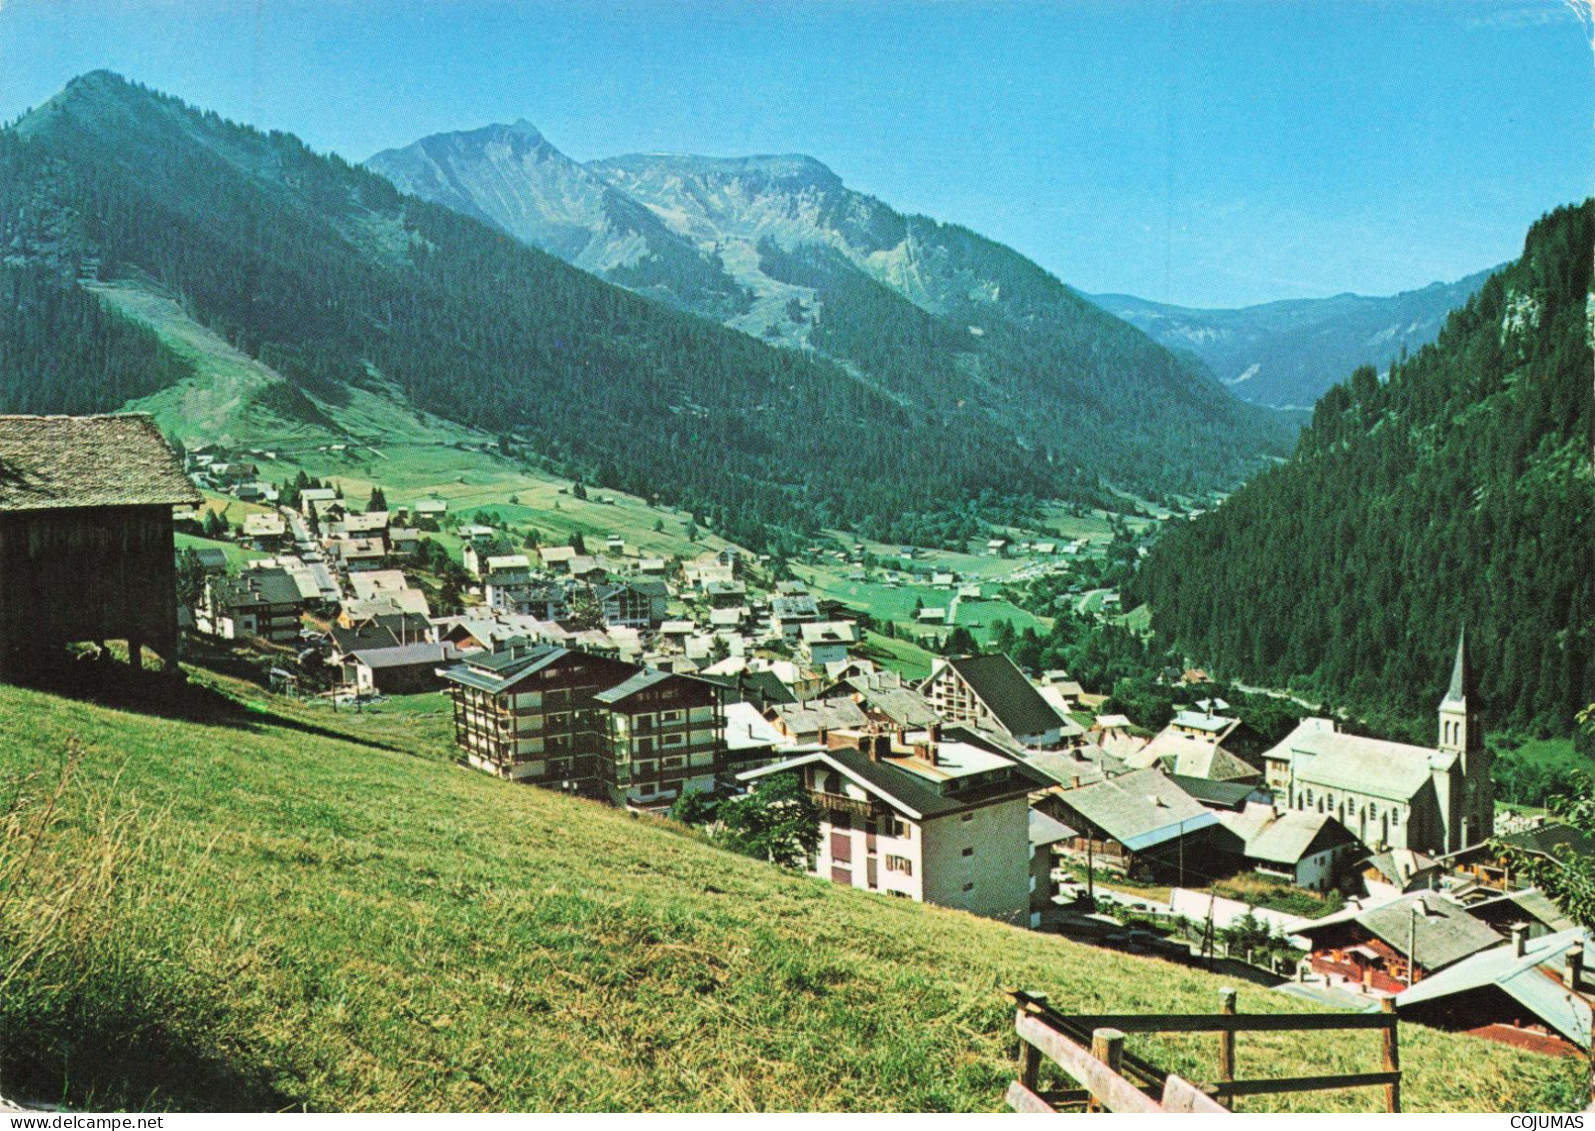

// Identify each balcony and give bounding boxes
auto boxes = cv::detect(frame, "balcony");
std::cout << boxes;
[809,790,877,819]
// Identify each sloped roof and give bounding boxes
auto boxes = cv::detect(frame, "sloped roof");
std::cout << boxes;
[1225,806,1355,866]
[350,642,458,669]
[1501,822,1595,861]
[1168,774,1260,809]
[770,698,869,736]
[1270,719,1439,802]
[1053,768,1217,851]
[0,414,198,512]
[1397,927,1591,1049]
[936,653,1064,738]
[1297,892,1503,971]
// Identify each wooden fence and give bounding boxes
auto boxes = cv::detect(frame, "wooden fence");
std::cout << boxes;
[1006,987,1401,1113]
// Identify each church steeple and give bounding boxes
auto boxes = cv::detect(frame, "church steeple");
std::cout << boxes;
[1442,626,1475,709]
[1437,624,1491,847]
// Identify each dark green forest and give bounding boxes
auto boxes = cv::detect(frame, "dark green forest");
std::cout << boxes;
[0,265,191,413]
[1132,202,1593,736]
[0,71,1283,551]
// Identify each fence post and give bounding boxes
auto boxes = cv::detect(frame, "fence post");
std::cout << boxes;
[1020,991,1048,1094]
[1217,987,1237,1110]
[1087,1027,1125,1113]
[1381,997,1401,1113]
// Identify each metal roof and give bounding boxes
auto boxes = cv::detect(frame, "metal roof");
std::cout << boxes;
[1397,927,1591,1050]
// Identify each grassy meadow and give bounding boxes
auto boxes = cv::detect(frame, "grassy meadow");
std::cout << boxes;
[0,663,1585,1114]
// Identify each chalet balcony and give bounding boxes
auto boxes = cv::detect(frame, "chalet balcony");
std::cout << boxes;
[809,790,878,819]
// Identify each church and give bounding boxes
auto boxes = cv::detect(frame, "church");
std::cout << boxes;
[1261,632,1492,856]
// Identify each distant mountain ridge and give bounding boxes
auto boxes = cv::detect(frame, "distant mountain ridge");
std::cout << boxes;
[1091,270,1497,408]
[369,123,1290,500]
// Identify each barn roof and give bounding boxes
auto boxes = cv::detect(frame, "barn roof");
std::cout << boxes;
[0,414,198,512]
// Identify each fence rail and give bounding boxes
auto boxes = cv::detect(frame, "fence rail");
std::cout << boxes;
[1005,987,1401,1114]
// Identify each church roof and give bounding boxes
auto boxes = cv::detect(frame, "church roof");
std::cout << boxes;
[1271,719,1440,802]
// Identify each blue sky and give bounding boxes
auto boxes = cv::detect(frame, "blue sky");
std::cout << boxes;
[0,0,1587,307]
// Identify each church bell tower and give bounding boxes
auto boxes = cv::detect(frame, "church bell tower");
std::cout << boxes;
[1438,627,1492,845]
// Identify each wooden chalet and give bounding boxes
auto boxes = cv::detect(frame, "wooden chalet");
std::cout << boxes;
[0,414,198,679]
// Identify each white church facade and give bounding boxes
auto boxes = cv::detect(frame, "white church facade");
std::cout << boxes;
[1262,632,1492,856]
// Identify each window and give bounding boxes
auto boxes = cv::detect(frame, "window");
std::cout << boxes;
[961,847,974,857]
[891,818,911,839]
[661,733,685,747]
[885,855,912,875]
[661,709,684,723]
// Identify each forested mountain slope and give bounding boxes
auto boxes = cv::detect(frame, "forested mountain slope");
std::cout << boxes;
[371,128,1292,500]
[1132,202,1592,734]
[0,72,1052,547]
[1092,269,1496,409]
[0,73,1282,547]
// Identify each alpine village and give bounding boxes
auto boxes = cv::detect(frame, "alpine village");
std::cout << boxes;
[0,63,1591,1116]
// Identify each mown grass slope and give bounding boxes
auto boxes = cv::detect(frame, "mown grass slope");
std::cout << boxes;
[0,668,1584,1113]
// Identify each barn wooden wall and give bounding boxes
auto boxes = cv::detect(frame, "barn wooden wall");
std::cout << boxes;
[0,505,179,677]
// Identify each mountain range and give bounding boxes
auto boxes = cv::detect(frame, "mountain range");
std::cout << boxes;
[369,124,1492,416]
[1091,271,1497,409]
[0,73,1288,550]
[368,123,1293,499]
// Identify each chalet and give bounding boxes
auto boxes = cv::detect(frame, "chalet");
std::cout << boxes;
[1446,821,1595,892]
[567,554,604,580]
[443,645,640,794]
[1126,712,1262,783]
[0,414,199,678]
[1295,892,1503,994]
[768,697,870,744]
[1041,768,1230,882]
[770,594,821,639]
[192,547,230,574]
[1362,849,1445,900]
[299,487,338,518]
[710,668,799,711]
[200,568,304,643]
[1395,926,1591,1055]
[413,499,448,517]
[342,592,431,620]
[1218,803,1360,891]
[800,621,857,667]
[740,727,1048,924]
[920,654,1069,748]
[387,527,421,556]
[328,612,431,660]
[242,512,288,547]
[343,642,461,696]
[539,545,578,573]
[325,536,386,572]
[482,555,540,613]
[598,578,668,629]
[463,537,515,579]
[1264,634,1493,855]
[593,669,726,809]
[820,669,941,730]
[703,580,747,609]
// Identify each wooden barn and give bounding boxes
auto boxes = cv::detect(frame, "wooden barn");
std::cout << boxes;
[0,414,199,680]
